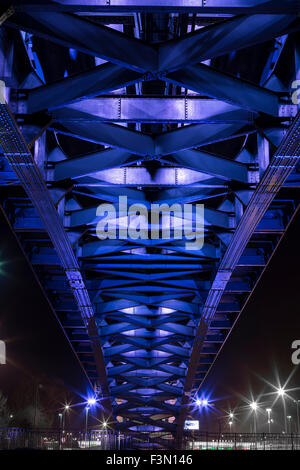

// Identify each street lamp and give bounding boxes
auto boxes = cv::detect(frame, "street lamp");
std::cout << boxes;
[87,397,96,406]
[277,387,287,433]
[287,416,292,434]
[85,406,90,443]
[58,412,63,429]
[63,405,70,431]
[85,398,96,444]
[228,412,234,432]
[294,400,300,434]
[266,408,272,433]
[250,402,258,433]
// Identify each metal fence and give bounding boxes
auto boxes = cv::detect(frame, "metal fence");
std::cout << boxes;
[0,428,134,450]
[184,432,300,450]
[2,428,300,450]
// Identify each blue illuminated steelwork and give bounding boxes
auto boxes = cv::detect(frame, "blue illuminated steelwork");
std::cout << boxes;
[0,1,299,449]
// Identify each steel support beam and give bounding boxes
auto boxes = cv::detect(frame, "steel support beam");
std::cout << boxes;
[53,148,133,181]
[10,1,300,14]
[51,121,155,156]
[172,149,249,183]
[155,122,247,155]
[53,97,255,123]
[158,14,299,72]
[27,63,143,113]
[7,10,158,72]
[166,64,281,116]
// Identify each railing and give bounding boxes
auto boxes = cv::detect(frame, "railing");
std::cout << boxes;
[0,428,134,450]
[184,432,300,450]
[2,428,300,450]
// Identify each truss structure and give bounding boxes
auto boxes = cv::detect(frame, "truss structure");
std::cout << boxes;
[0,0,299,448]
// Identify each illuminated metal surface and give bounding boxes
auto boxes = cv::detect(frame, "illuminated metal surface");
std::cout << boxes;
[0,1,299,448]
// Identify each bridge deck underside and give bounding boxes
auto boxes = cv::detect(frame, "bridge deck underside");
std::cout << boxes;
[0,0,299,447]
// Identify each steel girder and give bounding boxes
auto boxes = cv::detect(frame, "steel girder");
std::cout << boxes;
[0,2,299,448]
[7,1,300,14]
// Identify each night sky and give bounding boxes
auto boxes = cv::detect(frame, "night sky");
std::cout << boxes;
[0,207,299,431]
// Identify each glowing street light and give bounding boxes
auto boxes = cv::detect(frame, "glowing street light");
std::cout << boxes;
[58,412,63,429]
[250,402,258,433]
[195,398,208,407]
[287,416,292,434]
[277,387,287,433]
[87,397,96,406]
[62,404,70,430]
[266,408,272,433]
[85,406,90,443]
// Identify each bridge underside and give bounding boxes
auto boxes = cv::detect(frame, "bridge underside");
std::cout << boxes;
[0,1,299,448]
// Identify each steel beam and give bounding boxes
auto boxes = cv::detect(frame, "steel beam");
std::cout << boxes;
[53,97,255,123]
[11,1,300,14]
[172,149,249,183]
[53,148,133,181]
[27,63,143,113]
[51,121,155,156]
[158,14,299,72]
[7,10,158,72]
[54,162,246,184]
[166,64,280,115]
[155,122,247,155]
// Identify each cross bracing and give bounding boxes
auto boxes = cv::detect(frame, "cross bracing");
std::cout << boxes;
[0,1,299,448]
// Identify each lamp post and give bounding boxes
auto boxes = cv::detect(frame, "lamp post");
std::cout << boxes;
[103,421,108,449]
[85,406,90,443]
[277,387,287,433]
[287,416,292,434]
[63,405,70,431]
[294,400,300,434]
[266,408,272,433]
[229,413,234,433]
[250,402,258,433]
[85,397,96,446]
